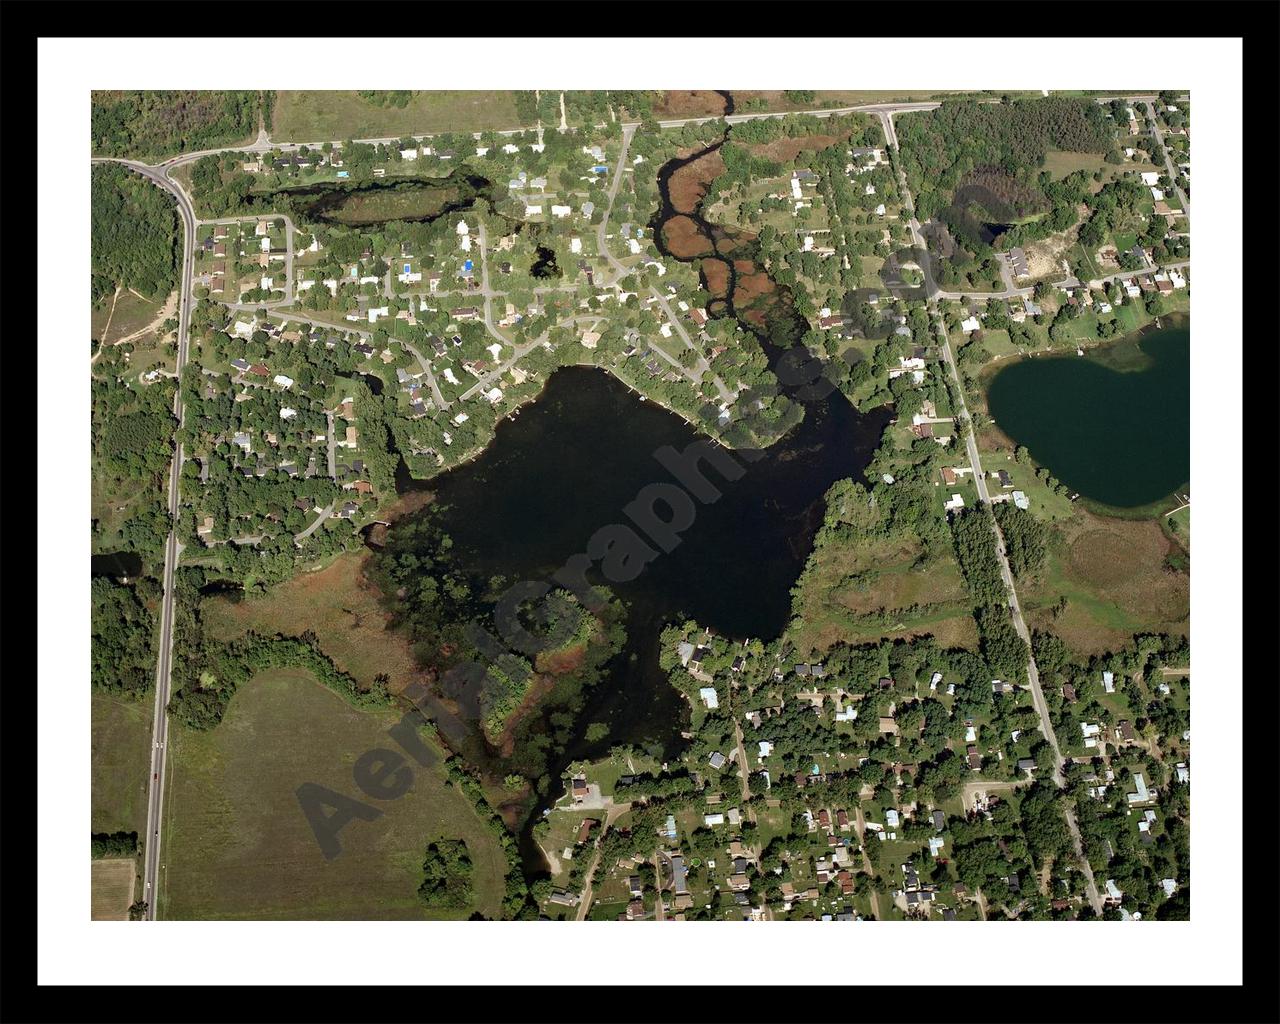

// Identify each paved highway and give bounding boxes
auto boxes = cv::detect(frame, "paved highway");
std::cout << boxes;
[93,158,198,920]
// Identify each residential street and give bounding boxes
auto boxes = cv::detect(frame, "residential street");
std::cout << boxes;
[882,116,1106,918]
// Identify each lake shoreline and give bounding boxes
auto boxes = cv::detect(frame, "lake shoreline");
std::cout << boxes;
[984,319,1189,515]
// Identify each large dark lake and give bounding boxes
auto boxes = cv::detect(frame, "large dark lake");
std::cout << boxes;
[406,365,890,760]
[986,323,1189,508]
[388,93,892,870]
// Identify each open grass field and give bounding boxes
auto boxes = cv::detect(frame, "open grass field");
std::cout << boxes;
[1018,512,1189,654]
[92,289,172,347]
[91,859,137,921]
[201,550,423,695]
[158,666,508,920]
[92,691,153,836]
[788,535,979,655]
[1041,150,1111,181]
[272,91,523,142]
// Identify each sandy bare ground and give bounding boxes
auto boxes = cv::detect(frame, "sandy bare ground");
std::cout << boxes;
[91,858,135,920]
[536,838,562,877]
[960,779,1028,814]
[113,290,178,347]
[98,288,122,345]
[1025,228,1077,279]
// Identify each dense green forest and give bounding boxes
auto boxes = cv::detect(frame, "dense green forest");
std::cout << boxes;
[91,831,139,859]
[90,360,177,558]
[91,577,158,698]
[949,505,1030,684]
[992,502,1050,578]
[898,97,1114,217]
[416,839,474,909]
[91,90,260,159]
[896,97,1117,277]
[91,163,179,305]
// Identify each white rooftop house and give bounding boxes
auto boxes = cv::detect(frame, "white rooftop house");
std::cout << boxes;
[944,494,965,512]
[885,809,900,828]
[1102,671,1115,693]
[367,306,390,324]
[272,374,294,389]
[1161,878,1178,898]
[400,148,418,161]
[1140,171,1161,186]
[960,315,982,334]
[451,411,469,426]
[1126,772,1151,805]
[455,219,470,236]
[484,387,504,404]
[834,706,857,722]
[698,687,719,710]
[704,813,725,827]
[551,204,572,218]
[757,741,774,758]
[1105,879,1124,902]
[279,407,297,420]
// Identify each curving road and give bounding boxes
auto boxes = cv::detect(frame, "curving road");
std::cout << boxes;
[93,157,197,921]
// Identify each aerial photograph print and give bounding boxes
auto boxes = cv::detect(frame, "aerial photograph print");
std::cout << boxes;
[90,83,1198,929]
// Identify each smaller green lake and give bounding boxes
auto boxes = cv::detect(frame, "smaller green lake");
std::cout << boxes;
[985,323,1189,509]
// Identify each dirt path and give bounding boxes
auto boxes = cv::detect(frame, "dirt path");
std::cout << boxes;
[852,806,882,920]
[113,289,178,347]
[573,801,631,920]
[536,838,561,877]
[99,287,122,344]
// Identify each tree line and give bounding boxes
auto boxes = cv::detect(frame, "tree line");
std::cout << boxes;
[949,505,1030,684]
[91,163,178,305]
[92,90,261,160]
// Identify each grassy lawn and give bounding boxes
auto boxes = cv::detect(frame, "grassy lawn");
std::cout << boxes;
[788,533,979,655]
[201,550,423,694]
[1042,150,1110,181]
[92,289,173,347]
[1017,512,1189,654]
[273,91,524,141]
[92,691,154,836]
[159,666,508,920]
[91,859,137,921]
[1163,503,1190,551]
